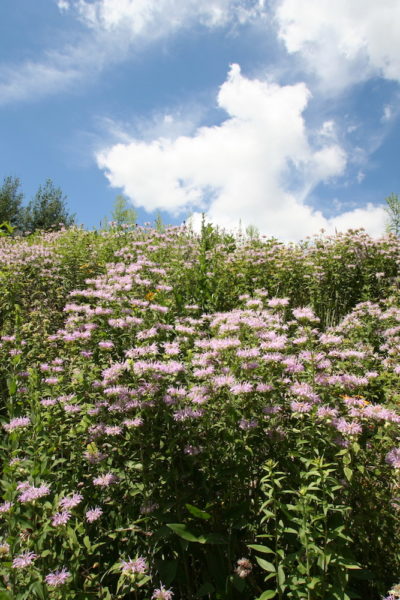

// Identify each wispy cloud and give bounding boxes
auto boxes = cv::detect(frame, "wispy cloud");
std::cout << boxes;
[0,57,80,106]
[72,0,267,34]
[0,0,267,106]
[0,31,111,106]
[57,0,71,12]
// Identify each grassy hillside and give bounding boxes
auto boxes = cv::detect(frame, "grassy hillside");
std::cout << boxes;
[0,224,399,599]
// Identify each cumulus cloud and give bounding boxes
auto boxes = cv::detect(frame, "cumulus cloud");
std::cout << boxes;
[275,0,400,90]
[96,65,386,241]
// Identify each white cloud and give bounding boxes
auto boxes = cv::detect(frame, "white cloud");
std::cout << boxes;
[382,105,393,122]
[97,65,386,241]
[57,0,70,12]
[356,170,366,184]
[74,0,266,34]
[329,203,386,238]
[0,57,81,105]
[1,0,266,105]
[275,0,400,90]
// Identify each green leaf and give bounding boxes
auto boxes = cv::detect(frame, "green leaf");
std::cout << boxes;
[256,557,276,572]
[196,582,215,597]
[157,559,178,586]
[185,504,211,520]
[257,591,276,599]
[340,563,361,570]
[167,523,200,542]
[198,532,228,545]
[137,575,151,587]
[83,535,92,551]
[29,582,46,600]
[248,544,275,554]
[344,467,353,481]
[278,565,286,587]
[6,378,17,395]
[307,577,320,589]
[66,526,78,546]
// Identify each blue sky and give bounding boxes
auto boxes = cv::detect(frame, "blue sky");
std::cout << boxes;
[1,0,399,240]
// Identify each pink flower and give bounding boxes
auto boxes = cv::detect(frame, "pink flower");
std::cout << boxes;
[292,307,319,322]
[99,341,114,349]
[173,408,203,421]
[235,557,252,578]
[164,342,180,355]
[51,511,71,526]
[0,502,12,514]
[59,493,83,510]
[236,348,260,358]
[93,473,118,487]
[212,375,236,387]
[230,382,253,395]
[123,418,143,427]
[18,484,50,503]
[45,568,71,587]
[40,398,57,406]
[386,448,400,468]
[3,417,31,432]
[104,425,122,436]
[152,586,174,599]
[267,298,289,307]
[86,507,103,523]
[44,377,59,385]
[333,418,362,436]
[316,406,338,419]
[290,401,313,414]
[256,383,273,392]
[121,557,147,575]
[63,404,81,413]
[184,445,202,455]
[12,551,37,568]
[239,418,258,430]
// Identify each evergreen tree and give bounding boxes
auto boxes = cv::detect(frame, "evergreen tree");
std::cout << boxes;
[0,176,23,226]
[22,179,75,232]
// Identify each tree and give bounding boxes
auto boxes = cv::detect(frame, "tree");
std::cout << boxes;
[245,224,260,241]
[385,193,400,236]
[154,211,164,232]
[110,194,137,227]
[22,179,75,232]
[0,176,23,226]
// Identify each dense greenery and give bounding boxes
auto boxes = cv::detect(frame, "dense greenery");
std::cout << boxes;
[0,224,399,600]
[0,178,23,228]
[0,177,75,233]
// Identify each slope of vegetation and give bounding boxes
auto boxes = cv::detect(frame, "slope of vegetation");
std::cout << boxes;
[0,224,399,600]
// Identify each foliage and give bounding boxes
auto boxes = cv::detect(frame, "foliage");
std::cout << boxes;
[0,176,23,227]
[385,193,400,236]
[21,179,75,232]
[0,225,399,599]
[0,223,15,237]
[109,195,137,229]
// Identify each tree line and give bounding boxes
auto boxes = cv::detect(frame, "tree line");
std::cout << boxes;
[2,173,399,237]
[0,176,75,233]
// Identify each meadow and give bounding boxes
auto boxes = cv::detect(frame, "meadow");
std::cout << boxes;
[0,223,399,600]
